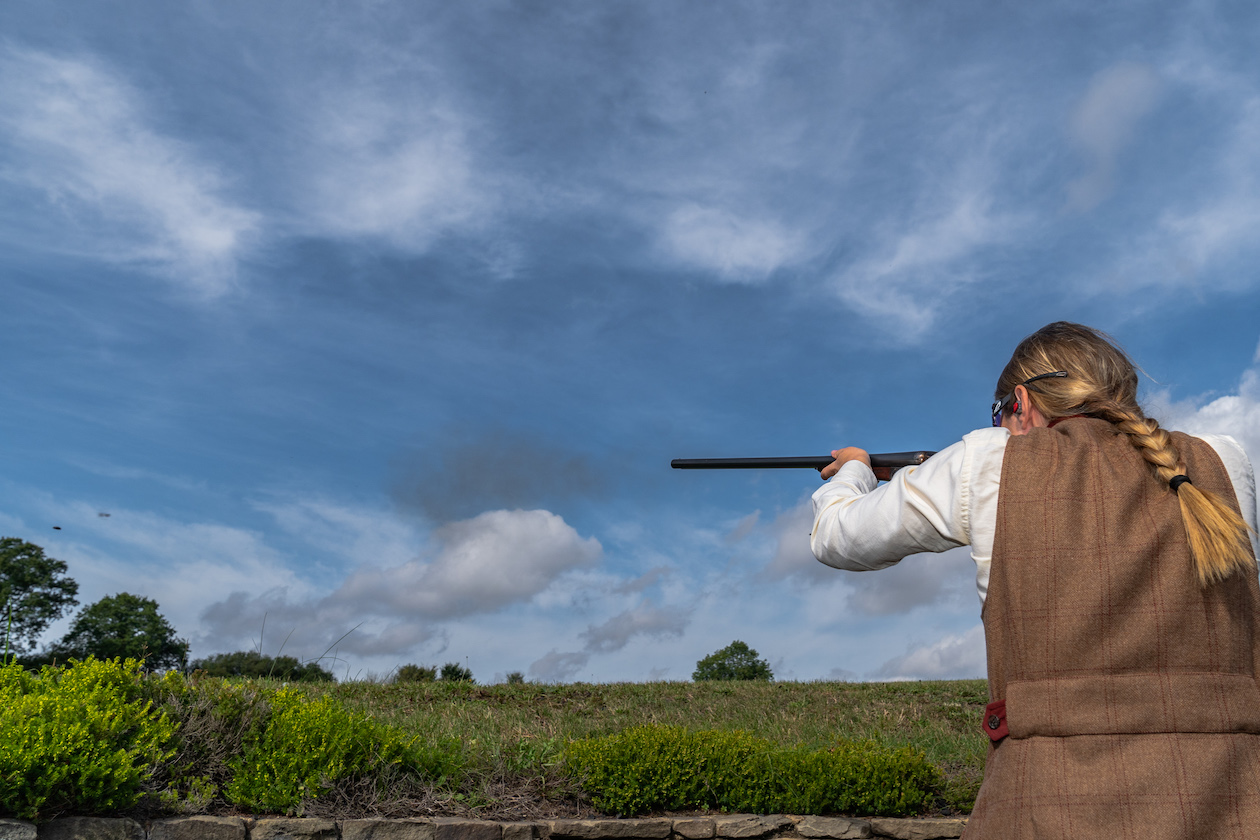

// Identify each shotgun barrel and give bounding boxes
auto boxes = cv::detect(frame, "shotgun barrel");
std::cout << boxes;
[671,451,936,480]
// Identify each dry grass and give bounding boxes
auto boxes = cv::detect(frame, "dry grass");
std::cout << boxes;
[306,679,990,814]
[136,677,987,818]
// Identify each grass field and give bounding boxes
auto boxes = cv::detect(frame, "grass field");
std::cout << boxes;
[299,678,991,816]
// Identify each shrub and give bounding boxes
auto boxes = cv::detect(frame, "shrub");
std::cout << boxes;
[146,674,467,815]
[224,686,420,814]
[506,671,526,684]
[394,663,437,683]
[439,662,474,683]
[140,674,274,811]
[565,724,942,817]
[0,657,177,821]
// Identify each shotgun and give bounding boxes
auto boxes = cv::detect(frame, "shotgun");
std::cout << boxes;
[671,451,936,482]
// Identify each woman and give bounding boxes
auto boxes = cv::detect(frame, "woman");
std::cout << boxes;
[811,322,1259,839]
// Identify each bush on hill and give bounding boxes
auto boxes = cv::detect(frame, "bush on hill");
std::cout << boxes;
[190,651,334,682]
[692,640,773,681]
[394,663,437,682]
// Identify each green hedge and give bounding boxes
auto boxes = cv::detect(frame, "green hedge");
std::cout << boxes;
[565,724,943,817]
[224,686,419,813]
[0,658,176,821]
[0,658,455,820]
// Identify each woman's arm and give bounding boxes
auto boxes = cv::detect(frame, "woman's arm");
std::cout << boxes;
[810,438,975,571]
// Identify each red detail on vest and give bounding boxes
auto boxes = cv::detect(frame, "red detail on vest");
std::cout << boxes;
[983,699,1008,742]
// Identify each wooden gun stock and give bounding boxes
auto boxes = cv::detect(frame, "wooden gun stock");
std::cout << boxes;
[670,451,936,481]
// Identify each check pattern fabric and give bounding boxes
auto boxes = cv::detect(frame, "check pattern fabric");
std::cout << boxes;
[963,418,1260,840]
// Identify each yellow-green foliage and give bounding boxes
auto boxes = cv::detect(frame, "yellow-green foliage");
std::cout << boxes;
[224,686,419,814]
[0,657,176,821]
[565,724,943,817]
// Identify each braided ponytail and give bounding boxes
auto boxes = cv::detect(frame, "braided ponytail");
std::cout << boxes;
[997,322,1256,586]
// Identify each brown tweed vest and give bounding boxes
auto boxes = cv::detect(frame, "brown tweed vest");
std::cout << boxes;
[963,418,1260,840]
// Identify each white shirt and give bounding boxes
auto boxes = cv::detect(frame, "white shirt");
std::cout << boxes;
[810,427,1260,605]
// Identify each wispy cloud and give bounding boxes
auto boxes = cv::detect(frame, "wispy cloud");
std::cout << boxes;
[761,502,978,614]
[528,596,692,682]
[658,204,810,283]
[827,186,1016,338]
[529,649,592,683]
[0,45,259,296]
[291,72,490,252]
[1153,96,1260,282]
[877,623,986,680]
[579,600,691,654]
[1066,62,1162,211]
[7,490,312,652]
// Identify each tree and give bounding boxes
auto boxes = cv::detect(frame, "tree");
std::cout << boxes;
[692,640,773,681]
[439,661,474,683]
[189,650,334,682]
[48,592,189,670]
[506,671,526,684]
[0,537,79,656]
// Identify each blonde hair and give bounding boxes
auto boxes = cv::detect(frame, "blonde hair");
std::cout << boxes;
[996,321,1255,586]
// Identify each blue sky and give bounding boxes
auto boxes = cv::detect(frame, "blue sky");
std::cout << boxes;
[2,1,1259,682]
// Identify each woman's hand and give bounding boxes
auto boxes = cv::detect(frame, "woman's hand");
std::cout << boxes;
[820,447,872,480]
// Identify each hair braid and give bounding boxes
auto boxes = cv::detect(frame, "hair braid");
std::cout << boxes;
[998,322,1256,587]
[1092,401,1180,481]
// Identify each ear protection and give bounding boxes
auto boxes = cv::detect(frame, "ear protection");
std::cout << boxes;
[1011,397,1021,415]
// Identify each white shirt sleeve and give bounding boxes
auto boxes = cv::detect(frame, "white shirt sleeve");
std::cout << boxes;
[811,435,975,568]
[809,428,1011,603]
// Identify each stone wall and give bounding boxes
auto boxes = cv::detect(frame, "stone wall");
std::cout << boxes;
[0,814,968,840]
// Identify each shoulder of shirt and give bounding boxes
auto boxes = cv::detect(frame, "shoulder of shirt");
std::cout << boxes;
[1190,433,1256,480]
[1192,433,1250,462]
[959,426,1011,453]
[908,427,1008,472]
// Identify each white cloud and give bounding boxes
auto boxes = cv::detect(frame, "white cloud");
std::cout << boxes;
[333,509,600,618]
[1146,358,1260,532]
[660,203,809,283]
[0,46,259,296]
[1066,63,1161,211]
[197,507,600,661]
[877,623,986,680]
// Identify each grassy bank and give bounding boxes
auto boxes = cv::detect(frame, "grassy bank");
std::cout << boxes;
[306,679,990,815]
